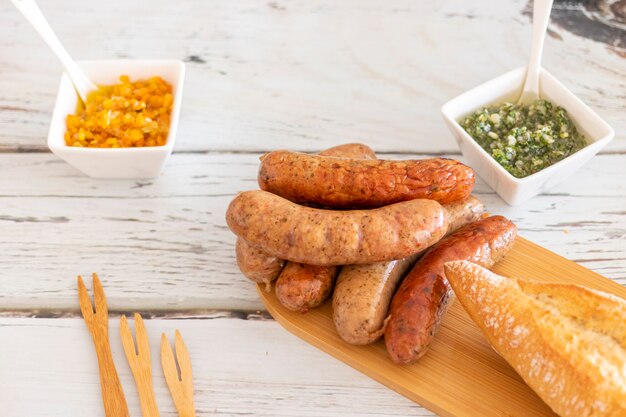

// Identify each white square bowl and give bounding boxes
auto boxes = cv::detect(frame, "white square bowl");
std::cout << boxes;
[441,67,614,206]
[48,60,185,179]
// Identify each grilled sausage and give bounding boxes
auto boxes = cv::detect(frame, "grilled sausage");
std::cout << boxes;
[332,195,485,345]
[235,143,376,288]
[272,143,376,310]
[226,190,448,266]
[258,151,475,208]
[235,239,285,291]
[275,263,340,313]
[385,215,517,364]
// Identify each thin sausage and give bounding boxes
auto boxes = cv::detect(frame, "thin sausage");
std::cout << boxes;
[332,195,485,345]
[385,215,517,364]
[258,151,475,208]
[226,190,448,266]
[275,263,340,313]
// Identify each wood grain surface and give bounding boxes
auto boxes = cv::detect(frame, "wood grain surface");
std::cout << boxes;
[0,153,623,313]
[259,237,626,417]
[0,0,623,416]
[161,331,197,417]
[0,316,435,417]
[120,313,161,417]
[0,0,624,153]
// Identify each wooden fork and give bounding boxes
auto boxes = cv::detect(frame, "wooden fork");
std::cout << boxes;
[161,330,196,417]
[120,313,161,417]
[77,273,130,417]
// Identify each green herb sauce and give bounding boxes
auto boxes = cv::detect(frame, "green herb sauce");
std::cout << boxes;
[460,99,587,178]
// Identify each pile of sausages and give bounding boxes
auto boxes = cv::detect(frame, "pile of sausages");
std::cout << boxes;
[226,143,517,364]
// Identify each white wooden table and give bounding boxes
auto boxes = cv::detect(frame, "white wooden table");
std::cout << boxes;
[0,1,624,416]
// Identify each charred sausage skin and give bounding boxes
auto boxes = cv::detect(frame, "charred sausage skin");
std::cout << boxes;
[258,151,475,208]
[385,215,517,364]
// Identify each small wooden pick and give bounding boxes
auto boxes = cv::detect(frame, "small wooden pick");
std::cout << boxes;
[120,313,160,417]
[161,330,196,417]
[77,273,129,417]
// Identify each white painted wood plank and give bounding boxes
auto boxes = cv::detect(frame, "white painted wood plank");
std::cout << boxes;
[0,0,624,152]
[0,152,623,312]
[0,316,435,417]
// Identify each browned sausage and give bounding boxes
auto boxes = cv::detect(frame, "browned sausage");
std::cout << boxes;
[234,143,377,288]
[385,215,517,364]
[275,263,340,313]
[332,195,484,345]
[272,143,376,311]
[271,196,484,313]
[258,151,475,208]
[226,190,448,266]
[235,239,285,290]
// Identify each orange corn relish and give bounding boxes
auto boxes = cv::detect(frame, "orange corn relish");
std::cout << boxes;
[65,75,173,148]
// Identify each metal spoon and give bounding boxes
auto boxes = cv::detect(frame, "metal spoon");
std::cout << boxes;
[11,0,97,102]
[518,0,554,104]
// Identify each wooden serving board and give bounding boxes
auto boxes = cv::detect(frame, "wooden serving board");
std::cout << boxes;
[257,237,626,417]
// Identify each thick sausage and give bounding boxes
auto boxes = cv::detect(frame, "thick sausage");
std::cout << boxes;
[235,239,285,291]
[258,151,475,208]
[275,263,340,313]
[226,190,448,266]
[234,143,376,288]
[332,195,485,345]
[333,256,418,345]
[385,215,517,364]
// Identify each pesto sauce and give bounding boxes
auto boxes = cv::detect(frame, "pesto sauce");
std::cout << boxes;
[460,99,587,178]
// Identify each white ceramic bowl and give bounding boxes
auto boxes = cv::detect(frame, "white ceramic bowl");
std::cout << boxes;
[48,60,185,179]
[441,67,614,206]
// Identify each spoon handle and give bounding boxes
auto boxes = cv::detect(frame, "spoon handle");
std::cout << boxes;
[519,0,554,104]
[11,0,97,101]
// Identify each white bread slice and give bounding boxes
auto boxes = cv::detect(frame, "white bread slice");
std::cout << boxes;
[443,260,626,417]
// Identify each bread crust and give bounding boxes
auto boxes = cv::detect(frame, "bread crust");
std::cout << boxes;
[444,261,626,417]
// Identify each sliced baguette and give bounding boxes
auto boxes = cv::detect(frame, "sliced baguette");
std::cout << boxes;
[443,260,626,417]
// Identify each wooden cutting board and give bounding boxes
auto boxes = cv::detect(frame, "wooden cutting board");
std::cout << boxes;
[257,237,626,417]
